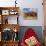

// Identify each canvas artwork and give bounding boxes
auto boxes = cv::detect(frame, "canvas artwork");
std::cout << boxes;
[23,8,38,20]
[2,10,9,15]
[9,10,18,15]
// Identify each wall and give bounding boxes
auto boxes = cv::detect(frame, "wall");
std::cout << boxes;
[0,0,15,7]
[18,0,44,26]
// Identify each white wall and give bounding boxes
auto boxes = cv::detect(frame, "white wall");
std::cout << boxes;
[18,0,44,26]
[0,0,15,7]
[0,0,44,26]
